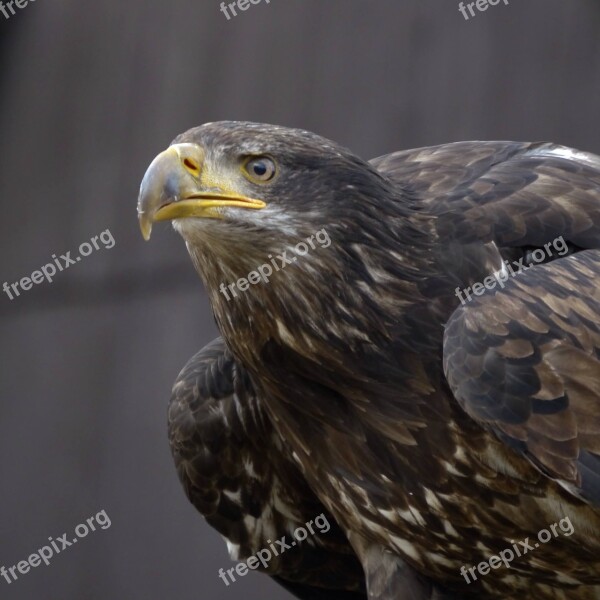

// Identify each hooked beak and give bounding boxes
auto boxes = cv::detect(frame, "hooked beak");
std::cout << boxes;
[137,143,266,240]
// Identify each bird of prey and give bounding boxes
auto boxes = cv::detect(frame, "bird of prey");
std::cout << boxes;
[137,121,600,599]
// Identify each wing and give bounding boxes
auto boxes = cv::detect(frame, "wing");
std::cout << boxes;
[372,140,600,250]
[443,250,600,506]
[374,140,600,505]
[168,337,367,598]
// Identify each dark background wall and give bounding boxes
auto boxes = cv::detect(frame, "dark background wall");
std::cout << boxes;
[0,1,599,599]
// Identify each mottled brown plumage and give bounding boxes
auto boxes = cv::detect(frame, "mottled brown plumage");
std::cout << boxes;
[168,338,368,598]
[139,122,600,599]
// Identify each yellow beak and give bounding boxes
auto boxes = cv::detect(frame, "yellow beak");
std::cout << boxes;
[137,144,266,240]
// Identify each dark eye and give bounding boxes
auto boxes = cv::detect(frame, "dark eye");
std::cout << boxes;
[244,157,276,182]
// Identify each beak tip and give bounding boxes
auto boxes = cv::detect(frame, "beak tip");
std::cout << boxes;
[138,214,153,241]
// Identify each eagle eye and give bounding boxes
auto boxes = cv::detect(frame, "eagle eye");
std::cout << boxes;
[243,156,276,183]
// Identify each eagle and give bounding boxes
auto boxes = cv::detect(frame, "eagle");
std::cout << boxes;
[137,121,600,599]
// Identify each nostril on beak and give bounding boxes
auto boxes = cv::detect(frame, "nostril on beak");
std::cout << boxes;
[183,157,201,176]
[172,143,205,178]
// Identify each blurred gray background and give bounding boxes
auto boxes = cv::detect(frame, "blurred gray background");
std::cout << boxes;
[0,1,599,598]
